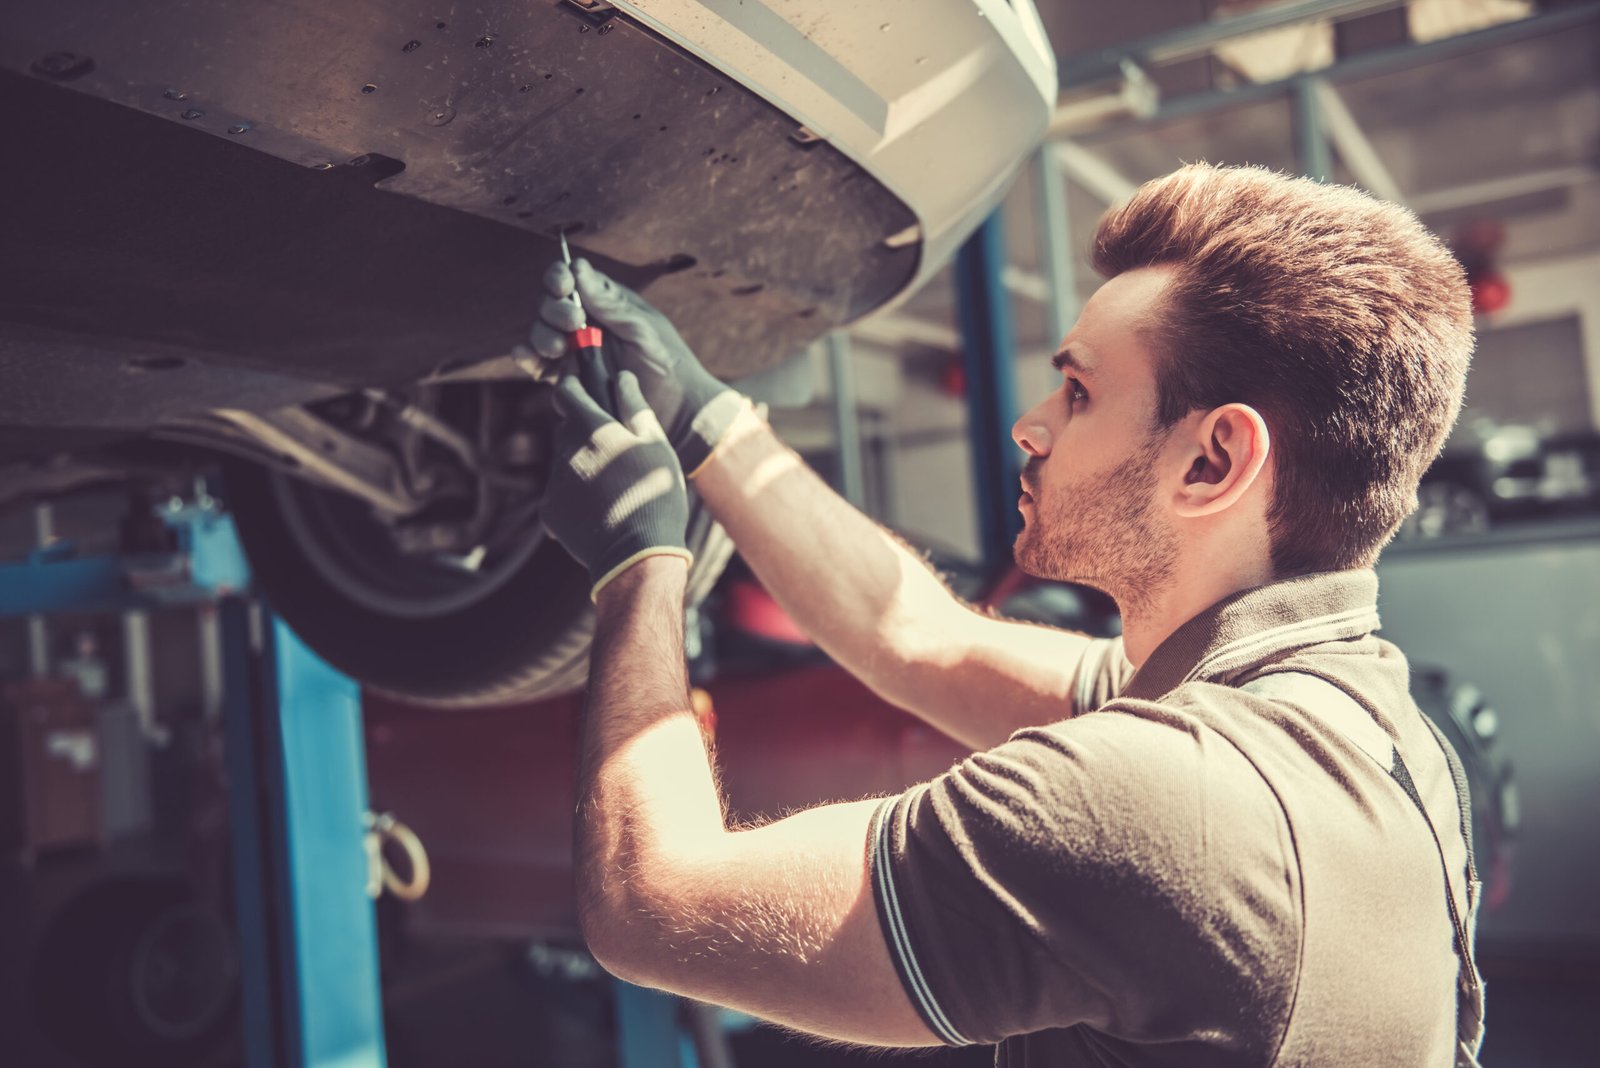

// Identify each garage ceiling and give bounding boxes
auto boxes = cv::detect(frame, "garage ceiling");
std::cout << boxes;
[873,2,1600,358]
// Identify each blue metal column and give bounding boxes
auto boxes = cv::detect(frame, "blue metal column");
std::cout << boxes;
[953,210,1024,573]
[615,981,695,1068]
[221,600,387,1068]
[203,498,384,1068]
[258,613,387,1068]
[219,599,284,1068]
[265,617,387,1068]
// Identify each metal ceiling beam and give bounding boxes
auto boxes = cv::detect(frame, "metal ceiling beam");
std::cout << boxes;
[1293,76,1333,182]
[851,314,960,351]
[1036,146,1079,348]
[1061,0,1410,90]
[1312,78,1405,202]
[1053,141,1140,204]
[1409,165,1599,216]
[1072,2,1600,143]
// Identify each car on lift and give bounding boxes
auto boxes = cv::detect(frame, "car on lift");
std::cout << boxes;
[0,0,1056,705]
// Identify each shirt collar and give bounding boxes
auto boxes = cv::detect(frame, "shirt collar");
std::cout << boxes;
[1121,569,1381,701]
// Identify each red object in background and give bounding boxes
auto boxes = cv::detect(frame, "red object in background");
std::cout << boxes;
[1453,218,1512,316]
[724,580,812,646]
[363,665,968,942]
[1470,272,1512,315]
[940,357,966,398]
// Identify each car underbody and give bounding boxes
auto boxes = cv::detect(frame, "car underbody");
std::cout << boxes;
[0,0,1050,703]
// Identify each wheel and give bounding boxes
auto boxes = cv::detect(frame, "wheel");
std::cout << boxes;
[221,460,734,707]
[31,878,239,1068]
[1412,668,1518,910]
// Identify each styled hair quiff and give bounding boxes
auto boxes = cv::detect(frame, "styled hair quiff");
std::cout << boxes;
[1092,163,1474,576]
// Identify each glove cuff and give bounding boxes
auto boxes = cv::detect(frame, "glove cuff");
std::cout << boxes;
[590,546,693,602]
[676,388,748,478]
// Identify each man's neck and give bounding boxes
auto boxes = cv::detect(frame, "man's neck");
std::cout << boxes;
[1118,549,1277,667]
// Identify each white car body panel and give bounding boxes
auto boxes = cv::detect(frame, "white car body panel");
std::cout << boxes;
[611,0,1058,302]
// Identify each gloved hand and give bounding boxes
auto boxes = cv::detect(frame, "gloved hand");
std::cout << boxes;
[540,352,693,601]
[530,258,746,477]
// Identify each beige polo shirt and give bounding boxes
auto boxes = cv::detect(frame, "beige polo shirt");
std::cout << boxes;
[869,569,1482,1066]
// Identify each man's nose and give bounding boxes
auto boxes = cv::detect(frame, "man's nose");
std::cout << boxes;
[1012,404,1052,458]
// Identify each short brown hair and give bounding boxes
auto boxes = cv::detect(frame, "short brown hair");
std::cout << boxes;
[1092,163,1474,576]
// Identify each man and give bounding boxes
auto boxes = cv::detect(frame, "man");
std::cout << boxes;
[530,163,1485,1065]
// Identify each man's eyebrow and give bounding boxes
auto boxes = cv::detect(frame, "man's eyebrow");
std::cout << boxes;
[1051,347,1093,375]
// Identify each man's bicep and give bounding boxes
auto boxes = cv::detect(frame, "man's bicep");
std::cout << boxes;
[604,797,944,1049]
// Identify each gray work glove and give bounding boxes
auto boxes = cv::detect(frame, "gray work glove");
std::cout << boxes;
[540,352,693,600]
[530,258,746,477]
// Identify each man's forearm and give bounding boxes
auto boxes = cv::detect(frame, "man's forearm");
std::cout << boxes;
[692,406,1088,749]
[692,407,967,705]
[574,556,725,963]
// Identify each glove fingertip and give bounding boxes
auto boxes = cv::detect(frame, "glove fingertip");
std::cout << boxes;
[543,260,575,298]
[528,321,567,360]
[615,369,646,414]
[573,258,619,305]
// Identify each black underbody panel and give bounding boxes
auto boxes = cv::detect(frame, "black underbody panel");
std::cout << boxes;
[0,1,919,461]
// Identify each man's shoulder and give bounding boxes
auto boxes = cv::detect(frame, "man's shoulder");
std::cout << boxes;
[1000,694,1294,842]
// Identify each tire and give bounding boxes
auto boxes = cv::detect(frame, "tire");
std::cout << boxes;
[221,461,735,707]
[31,878,239,1068]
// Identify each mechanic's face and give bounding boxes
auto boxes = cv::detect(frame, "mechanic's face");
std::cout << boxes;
[1011,267,1178,612]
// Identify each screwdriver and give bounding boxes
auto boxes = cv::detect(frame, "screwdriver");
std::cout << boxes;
[561,231,605,362]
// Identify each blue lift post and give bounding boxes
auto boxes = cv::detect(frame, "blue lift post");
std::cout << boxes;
[221,602,387,1068]
[0,505,387,1068]
[954,210,1025,574]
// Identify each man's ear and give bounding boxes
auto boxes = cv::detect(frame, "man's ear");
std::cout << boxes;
[1173,404,1271,517]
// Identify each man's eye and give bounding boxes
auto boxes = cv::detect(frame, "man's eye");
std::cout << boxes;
[1067,378,1088,405]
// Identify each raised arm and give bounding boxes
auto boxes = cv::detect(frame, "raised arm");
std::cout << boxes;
[692,404,1093,748]
[531,258,1094,749]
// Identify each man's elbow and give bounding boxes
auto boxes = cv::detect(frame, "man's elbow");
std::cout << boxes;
[578,888,644,983]
[578,873,679,989]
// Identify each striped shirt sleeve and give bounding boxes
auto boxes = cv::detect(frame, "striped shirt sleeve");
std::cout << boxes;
[867,791,975,1047]
[1072,636,1133,715]
[861,707,1300,1048]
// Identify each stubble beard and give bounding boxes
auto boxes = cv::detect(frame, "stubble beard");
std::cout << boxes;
[1015,433,1177,619]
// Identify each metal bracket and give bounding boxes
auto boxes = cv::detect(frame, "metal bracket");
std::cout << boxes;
[165,408,426,516]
